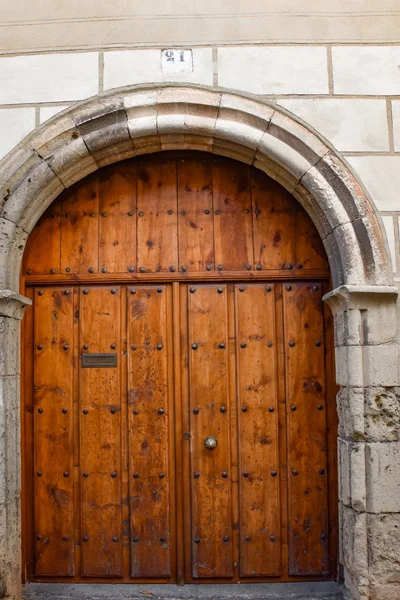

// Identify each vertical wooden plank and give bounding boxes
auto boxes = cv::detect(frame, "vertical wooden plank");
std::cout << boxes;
[23,201,62,275]
[22,286,34,579]
[33,286,74,576]
[61,175,99,274]
[79,286,123,577]
[227,283,240,582]
[127,284,174,578]
[137,159,178,273]
[274,283,290,579]
[213,160,253,271]
[188,284,233,579]
[173,282,185,585]
[251,173,295,270]
[177,158,214,271]
[293,208,329,271]
[98,162,137,274]
[235,283,280,576]
[180,283,192,584]
[283,282,329,576]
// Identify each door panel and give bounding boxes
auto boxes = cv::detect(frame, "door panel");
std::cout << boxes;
[24,279,336,583]
[212,160,253,271]
[79,286,123,577]
[137,160,178,273]
[282,282,329,576]
[188,284,233,578]
[127,285,175,578]
[33,287,74,576]
[235,283,281,577]
[177,158,214,272]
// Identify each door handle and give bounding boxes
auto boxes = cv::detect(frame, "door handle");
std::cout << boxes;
[204,436,218,450]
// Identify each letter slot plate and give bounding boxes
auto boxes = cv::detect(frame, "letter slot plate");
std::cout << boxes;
[81,353,117,368]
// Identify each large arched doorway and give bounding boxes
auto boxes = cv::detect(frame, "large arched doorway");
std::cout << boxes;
[21,152,338,584]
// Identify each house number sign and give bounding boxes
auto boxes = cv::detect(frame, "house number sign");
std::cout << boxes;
[161,49,193,73]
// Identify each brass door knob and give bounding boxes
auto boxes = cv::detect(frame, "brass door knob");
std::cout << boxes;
[204,436,218,450]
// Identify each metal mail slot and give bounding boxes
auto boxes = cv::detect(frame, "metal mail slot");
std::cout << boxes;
[81,353,117,368]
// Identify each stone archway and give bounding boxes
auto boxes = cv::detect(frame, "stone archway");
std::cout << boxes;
[0,85,397,600]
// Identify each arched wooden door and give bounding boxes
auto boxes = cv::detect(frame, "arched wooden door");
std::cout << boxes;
[21,152,338,584]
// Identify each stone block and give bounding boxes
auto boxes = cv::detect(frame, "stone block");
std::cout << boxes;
[392,100,400,153]
[93,140,135,169]
[338,439,367,511]
[370,583,400,600]
[0,146,41,206]
[218,46,329,94]
[126,104,158,141]
[381,216,397,275]
[30,114,78,160]
[334,309,363,347]
[45,137,98,188]
[0,496,21,599]
[367,513,400,585]
[347,156,400,212]
[103,48,213,90]
[0,108,36,162]
[332,46,400,95]
[0,160,64,232]
[215,108,268,151]
[364,386,400,442]
[258,110,329,182]
[335,345,364,387]
[0,317,20,377]
[0,53,98,103]
[337,387,365,441]
[366,442,400,512]
[0,219,27,292]
[39,105,70,124]
[340,504,369,584]
[334,304,398,348]
[330,223,369,287]
[76,109,130,154]
[0,403,20,504]
[362,345,399,387]
[278,99,389,152]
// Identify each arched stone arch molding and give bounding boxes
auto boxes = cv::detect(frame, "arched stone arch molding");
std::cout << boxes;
[0,85,393,292]
[0,85,398,600]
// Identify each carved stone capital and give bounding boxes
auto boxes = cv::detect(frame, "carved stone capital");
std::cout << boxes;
[0,289,32,320]
[323,284,398,314]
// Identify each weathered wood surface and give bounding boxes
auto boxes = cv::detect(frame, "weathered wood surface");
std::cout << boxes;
[23,153,335,584]
[23,153,329,278]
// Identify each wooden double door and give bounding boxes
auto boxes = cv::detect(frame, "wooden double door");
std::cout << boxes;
[23,280,337,583]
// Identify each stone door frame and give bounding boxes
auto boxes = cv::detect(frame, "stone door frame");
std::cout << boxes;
[0,85,397,600]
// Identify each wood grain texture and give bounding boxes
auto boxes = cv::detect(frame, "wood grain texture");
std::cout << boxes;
[177,158,214,271]
[21,150,336,585]
[23,152,329,278]
[61,175,99,274]
[212,160,253,271]
[33,287,74,576]
[79,286,123,577]
[99,162,137,273]
[188,284,233,579]
[235,283,280,577]
[127,285,174,578]
[283,282,329,576]
[23,204,61,275]
[137,159,178,273]
[251,173,294,270]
